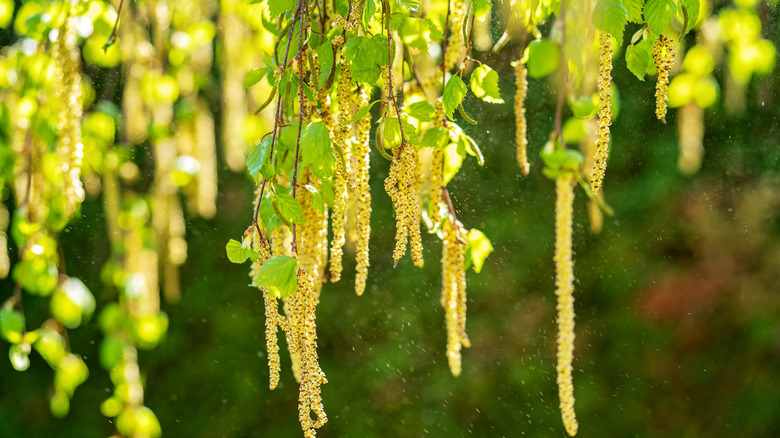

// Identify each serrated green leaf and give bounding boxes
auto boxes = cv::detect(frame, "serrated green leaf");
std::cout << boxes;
[443,75,467,119]
[343,100,380,124]
[622,0,644,23]
[316,41,334,89]
[300,121,336,179]
[469,64,504,103]
[644,0,676,35]
[253,256,299,298]
[592,0,628,46]
[466,229,493,273]
[408,100,435,122]
[443,141,464,185]
[473,0,492,19]
[398,17,441,53]
[305,185,325,213]
[274,192,305,225]
[394,0,419,12]
[247,136,275,181]
[243,67,267,89]
[526,39,561,79]
[625,43,652,80]
[420,127,450,148]
[383,118,418,147]
[267,0,297,18]
[259,196,284,231]
[226,239,260,264]
[344,35,388,84]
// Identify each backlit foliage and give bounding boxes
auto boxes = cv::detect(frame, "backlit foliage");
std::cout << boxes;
[0,0,776,436]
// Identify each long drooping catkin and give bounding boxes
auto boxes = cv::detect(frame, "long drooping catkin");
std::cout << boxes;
[330,56,353,282]
[354,89,372,296]
[653,35,676,123]
[514,61,530,175]
[590,31,613,195]
[555,173,578,437]
[441,218,468,377]
[386,143,423,267]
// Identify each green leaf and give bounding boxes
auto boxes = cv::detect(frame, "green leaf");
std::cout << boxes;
[466,229,493,273]
[625,43,652,80]
[526,39,561,79]
[443,141,464,185]
[383,118,418,147]
[243,67,267,89]
[247,136,275,181]
[273,192,305,225]
[469,64,504,104]
[644,0,676,35]
[408,100,435,122]
[253,256,299,298]
[259,196,285,231]
[0,309,24,343]
[420,127,450,148]
[592,0,628,45]
[316,41,334,89]
[443,75,468,119]
[394,0,419,12]
[267,0,297,18]
[570,95,598,118]
[343,100,380,124]
[679,0,700,34]
[305,185,325,213]
[226,239,260,264]
[344,35,388,84]
[300,121,336,179]
[622,0,644,23]
[472,0,492,20]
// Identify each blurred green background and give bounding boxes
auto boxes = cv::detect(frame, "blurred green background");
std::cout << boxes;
[3,5,780,438]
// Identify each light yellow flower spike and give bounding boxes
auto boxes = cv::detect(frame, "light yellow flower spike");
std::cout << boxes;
[354,89,372,296]
[653,35,676,123]
[330,55,353,282]
[514,61,530,175]
[441,218,468,377]
[555,173,578,437]
[590,31,613,195]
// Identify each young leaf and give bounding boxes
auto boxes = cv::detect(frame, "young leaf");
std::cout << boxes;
[625,43,652,80]
[226,239,260,264]
[316,41,334,89]
[246,136,275,180]
[0,309,24,343]
[469,64,504,103]
[273,192,305,225]
[343,100,381,124]
[253,256,299,298]
[259,196,285,231]
[679,0,700,34]
[300,121,336,179]
[443,75,467,119]
[472,0,492,20]
[443,142,464,185]
[420,127,450,148]
[305,185,325,213]
[592,0,628,45]
[408,100,435,122]
[623,0,644,24]
[243,67,267,89]
[526,39,561,79]
[267,0,297,18]
[466,229,493,273]
[394,0,419,12]
[644,0,676,35]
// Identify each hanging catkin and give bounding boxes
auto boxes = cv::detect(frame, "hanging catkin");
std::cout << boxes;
[353,88,372,296]
[590,31,613,195]
[514,61,530,175]
[555,173,578,437]
[653,35,676,123]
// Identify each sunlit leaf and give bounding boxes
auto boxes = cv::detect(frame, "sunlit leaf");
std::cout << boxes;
[253,256,299,298]
[443,75,467,119]
[273,192,305,225]
[526,39,561,79]
[466,229,493,273]
[592,0,628,45]
[469,64,504,103]
[644,0,676,35]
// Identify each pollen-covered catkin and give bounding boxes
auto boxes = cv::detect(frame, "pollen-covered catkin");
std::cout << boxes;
[653,35,676,123]
[407,145,424,268]
[590,31,613,195]
[444,0,467,71]
[386,143,423,267]
[555,173,578,437]
[514,61,530,175]
[441,218,468,377]
[354,89,372,296]
[330,56,353,282]
[251,237,282,390]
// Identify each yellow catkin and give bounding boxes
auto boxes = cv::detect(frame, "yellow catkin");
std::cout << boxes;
[218,0,250,170]
[441,218,468,377]
[195,100,218,218]
[444,0,467,71]
[251,237,282,390]
[0,204,9,278]
[653,35,676,123]
[429,100,446,224]
[677,102,704,175]
[54,7,85,215]
[287,270,328,437]
[299,171,329,292]
[354,89,372,296]
[407,145,424,268]
[554,173,578,437]
[386,143,423,266]
[590,31,613,195]
[329,57,353,282]
[513,61,530,175]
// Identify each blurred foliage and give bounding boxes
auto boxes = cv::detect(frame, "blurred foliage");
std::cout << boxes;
[1,0,780,437]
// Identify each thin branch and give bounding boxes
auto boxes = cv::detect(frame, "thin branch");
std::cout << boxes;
[552,0,567,143]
